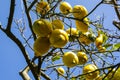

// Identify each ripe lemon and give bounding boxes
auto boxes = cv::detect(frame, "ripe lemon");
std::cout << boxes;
[36,1,50,15]
[83,64,99,79]
[59,1,72,15]
[107,67,120,80]
[62,51,79,67]
[32,19,53,37]
[52,19,64,30]
[77,51,88,65]
[57,67,65,75]
[49,29,68,48]
[33,37,50,56]
[66,28,79,42]
[97,45,106,52]
[94,75,102,80]
[79,32,95,45]
[95,34,104,48]
[73,5,88,19]
[75,18,89,33]
[66,28,79,36]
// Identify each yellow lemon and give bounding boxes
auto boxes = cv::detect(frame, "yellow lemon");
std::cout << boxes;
[52,19,64,30]
[62,51,79,67]
[32,19,53,37]
[66,28,79,42]
[66,28,79,36]
[73,5,88,19]
[95,34,104,48]
[36,1,50,15]
[75,18,89,33]
[83,64,99,79]
[97,45,106,52]
[79,32,95,45]
[107,67,120,80]
[94,75,102,80]
[49,29,68,48]
[33,37,50,56]
[77,51,88,65]
[59,1,72,15]
[57,67,65,75]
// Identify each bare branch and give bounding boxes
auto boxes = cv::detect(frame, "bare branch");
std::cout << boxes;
[113,20,120,30]
[112,0,120,20]
[22,0,36,40]
[6,0,15,31]
[28,0,38,12]
[19,66,31,80]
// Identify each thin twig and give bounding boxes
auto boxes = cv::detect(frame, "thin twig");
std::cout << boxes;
[28,0,38,11]
[23,0,36,40]
[82,0,104,20]
[1,28,39,80]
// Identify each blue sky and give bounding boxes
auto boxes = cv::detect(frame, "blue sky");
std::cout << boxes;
[0,0,119,80]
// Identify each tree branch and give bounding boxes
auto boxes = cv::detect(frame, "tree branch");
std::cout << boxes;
[22,0,36,40]
[1,27,40,80]
[113,20,120,30]
[112,0,120,20]
[6,0,15,31]
[28,0,38,12]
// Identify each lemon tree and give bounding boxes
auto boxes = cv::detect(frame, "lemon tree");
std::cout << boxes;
[1,0,120,80]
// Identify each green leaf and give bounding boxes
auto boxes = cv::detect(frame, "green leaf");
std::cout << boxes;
[103,43,112,48]
[103,33,108,43]
[112,42,120,51]
[52,55,60,62]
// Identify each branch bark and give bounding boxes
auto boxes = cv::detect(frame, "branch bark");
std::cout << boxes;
[112,0,120,20]
[1,28,40,80]
[6,0,15,31]
[22,0,36,40]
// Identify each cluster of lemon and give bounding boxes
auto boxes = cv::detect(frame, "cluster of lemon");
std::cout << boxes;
[59,1,97,46]
[32,19,69,56]
[35,1,98,44]
[62,51,101,80]
[33,1,107,80]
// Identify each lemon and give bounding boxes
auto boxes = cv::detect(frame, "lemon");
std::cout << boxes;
[75,18,89,33]
[107,67,120,80]
[49,29,68,48]
[59,1,72,15]
[57,67,65,75]
[95,76,102,80]
[36,1,50,15]
[73,5,88,19]
[77,51,88,65]
[32,19,53,37]
[79,32,95,45]
[95,34,104,48]
[66,28,79,36]
[66,28,79,42]
[83,64,99,79]
[62,51,79,67]
[52,19,64,30]
[97,45,106,52]
[33,37,50,56]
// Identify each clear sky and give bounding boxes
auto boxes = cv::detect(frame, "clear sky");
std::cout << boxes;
[0,0,119,80]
